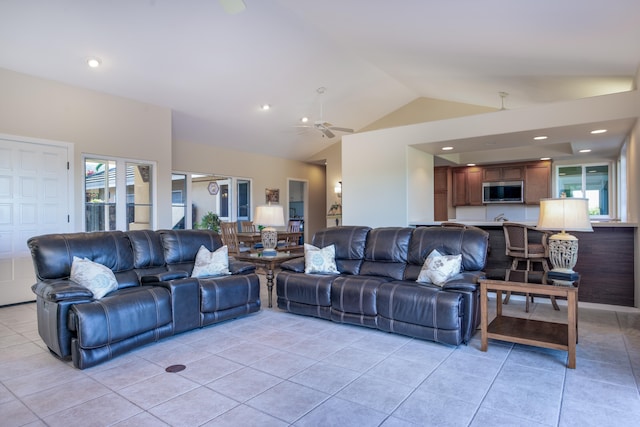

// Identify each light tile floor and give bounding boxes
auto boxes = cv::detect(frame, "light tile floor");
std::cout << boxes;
[1,278,639,427]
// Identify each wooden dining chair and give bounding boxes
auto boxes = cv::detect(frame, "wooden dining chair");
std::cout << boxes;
[220,222,251,255]
[240,221,256,233]
[285,220,302,246]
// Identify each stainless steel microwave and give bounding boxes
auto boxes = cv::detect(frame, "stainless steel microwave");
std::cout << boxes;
[482,181,524,203]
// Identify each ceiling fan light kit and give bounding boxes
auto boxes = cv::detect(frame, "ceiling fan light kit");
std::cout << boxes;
[300,87,354,138]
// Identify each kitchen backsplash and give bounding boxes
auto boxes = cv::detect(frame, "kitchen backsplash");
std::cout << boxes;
[454,204,541,222]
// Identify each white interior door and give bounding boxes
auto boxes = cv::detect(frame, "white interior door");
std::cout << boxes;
[0,137,71,305]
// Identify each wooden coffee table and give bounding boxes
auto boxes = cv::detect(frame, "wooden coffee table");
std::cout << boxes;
[479,278,579,368]
[233,252,302,308]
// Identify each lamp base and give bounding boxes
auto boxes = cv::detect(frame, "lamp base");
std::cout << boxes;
[261,227,278,257]
[548,235,579,274]
[550,267,576,275]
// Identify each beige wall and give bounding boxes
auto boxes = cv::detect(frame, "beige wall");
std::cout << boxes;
[360,97,498,133]
[0,67,326,237]
[0,68,173,229]
[172,140,326,239]
[308,142,341,227]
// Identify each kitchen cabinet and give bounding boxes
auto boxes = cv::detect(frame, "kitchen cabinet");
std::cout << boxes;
[433,166,448,220]
[525,161,551,204]
[452,166,483,206]
[483,165,523,182]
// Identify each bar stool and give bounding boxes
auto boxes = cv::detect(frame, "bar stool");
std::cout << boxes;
[502,222,550,306]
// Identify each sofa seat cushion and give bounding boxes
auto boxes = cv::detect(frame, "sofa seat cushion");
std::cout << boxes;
[200,274,260,313]
[331,275,391,316]
[70,286,172,349]
[377,281,463,331]
[276,270,335,307]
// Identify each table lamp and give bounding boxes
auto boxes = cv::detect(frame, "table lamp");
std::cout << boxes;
[254,203,285,256]
[536,197,593,274]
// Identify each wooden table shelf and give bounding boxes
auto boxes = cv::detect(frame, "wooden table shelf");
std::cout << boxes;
[480,278,578,368]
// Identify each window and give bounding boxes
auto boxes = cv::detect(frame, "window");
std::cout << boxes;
[170,173,252,229]
[84,157,155,231]
[556,164,610,217]
[237,180,251,219]
[84,159,117,231]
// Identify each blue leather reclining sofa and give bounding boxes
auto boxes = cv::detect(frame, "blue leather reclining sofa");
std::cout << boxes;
[276,226,490,346]
[28,229,260,369]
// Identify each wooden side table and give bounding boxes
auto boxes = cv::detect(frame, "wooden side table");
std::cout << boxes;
[233,252,301,308]
[480,278,579,368]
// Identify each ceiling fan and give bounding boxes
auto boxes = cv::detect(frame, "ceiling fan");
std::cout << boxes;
[300,87,354,139]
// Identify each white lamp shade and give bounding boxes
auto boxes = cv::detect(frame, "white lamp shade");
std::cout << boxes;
[537,198,593,233]
[254,204,285,227]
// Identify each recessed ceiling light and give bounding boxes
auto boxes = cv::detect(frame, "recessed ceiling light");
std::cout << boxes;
[442,146,454,151]
[540,157,551,161]
[260,104,271,111]
[87,57,101,68]
[590,129,607,134]
[579,149,592,153]
[467,163,476,166]
[300,117,309,123]
[534,136,548,140]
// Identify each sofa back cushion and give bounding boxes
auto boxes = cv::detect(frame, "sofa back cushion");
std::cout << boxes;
[27,231,138,288]
[360,227,413,280]
[158,229,223,274]
[312,226,370,275]
[405,226,489,280]
[127,229,170,278]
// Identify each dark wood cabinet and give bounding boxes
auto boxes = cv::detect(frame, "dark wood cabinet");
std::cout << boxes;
[448,160,550,207]
[433,166,448,220]
[452,166,482,206]
[483,165,523,181]
[524,161,551,204]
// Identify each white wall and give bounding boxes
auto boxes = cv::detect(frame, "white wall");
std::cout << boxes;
[406,146,434,224]
[341,90,640,227]
[342,127,427,227]
[0,68,173,229]
[626,119,640,307]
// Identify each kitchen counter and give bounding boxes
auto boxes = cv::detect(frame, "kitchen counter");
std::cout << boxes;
[411,220,637,228]
[412,221,637,307]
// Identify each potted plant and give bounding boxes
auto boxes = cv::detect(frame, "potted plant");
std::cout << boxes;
[197,211,221,233]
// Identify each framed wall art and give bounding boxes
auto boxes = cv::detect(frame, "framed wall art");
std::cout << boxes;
[265,188,279,203]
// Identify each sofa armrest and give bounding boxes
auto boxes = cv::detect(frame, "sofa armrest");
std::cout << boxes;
[442,271,485,292]
[229,260,256,274]
[31,280,94,302]
[141,271,189,283]
[280,257,305,273]
[152,277,201,333]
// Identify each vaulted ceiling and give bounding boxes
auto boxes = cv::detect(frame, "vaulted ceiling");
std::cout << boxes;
[0,0,638,162]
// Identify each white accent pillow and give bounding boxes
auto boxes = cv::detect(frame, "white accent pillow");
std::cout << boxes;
[191,245,231,278]
[417,250,462,286]
[70,256,119,299]
[304,243,338,274]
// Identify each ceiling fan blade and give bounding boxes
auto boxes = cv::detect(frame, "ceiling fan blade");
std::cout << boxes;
[322,128,335,138]
[328,126,354,133]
